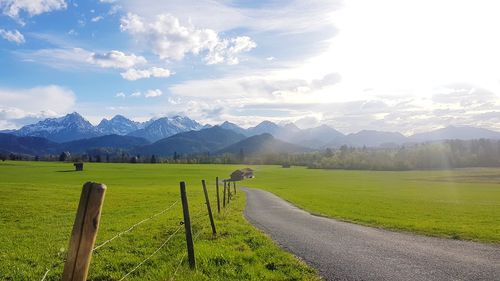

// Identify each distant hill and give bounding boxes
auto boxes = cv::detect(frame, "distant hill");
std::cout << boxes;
[135,126,246,157]
[128,116,203,142]
[0,133,150,155]
[61,135,150,153]
[331,130,408,147]
[220,121,248,136]
[246,121,281,136]
[217,133,310,155]
[220,120,345,148]
[277,124,345,148]
[0,133,60,155]
[410,126,500,142]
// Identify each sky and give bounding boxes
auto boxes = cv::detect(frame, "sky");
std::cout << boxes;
[1,0,500,134]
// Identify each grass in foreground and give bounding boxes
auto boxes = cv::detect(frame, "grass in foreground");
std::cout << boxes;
[0,161,319,281]
[245,166,500,243]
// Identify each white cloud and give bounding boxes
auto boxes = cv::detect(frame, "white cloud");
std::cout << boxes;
[120,67,171,81]
[115,89,163,98]
[0,85,75,129]
[16,48,147,71]
[91,15,103,22]
[119,0,339,34]
[15,48,92,70]
[0,28,25,43]
[88,50,147,69]
[120,13,256,64]
[204,36,256,65]
[0,0,67,21]
[144,89,162,98]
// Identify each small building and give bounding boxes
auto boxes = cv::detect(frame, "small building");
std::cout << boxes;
[241,168,254,178]
[74,162,84,171]
[230,168,254,181]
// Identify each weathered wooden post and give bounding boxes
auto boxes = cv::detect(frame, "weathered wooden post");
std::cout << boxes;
[216,177,220,214]
[223,180,226,208]
[180,182,196,269]
[202,180,216,236]
[233,181,236,194]
[62,182,106,281]
[227,180,231,204]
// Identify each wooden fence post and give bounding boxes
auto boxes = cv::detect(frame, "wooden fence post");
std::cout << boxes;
[227,181,231,204]
[62,182,106,281]
[233,181,236,194]
[202,180,216,236]
[216,177,220,214]
[180,182,196,269]
[223,181,227,208]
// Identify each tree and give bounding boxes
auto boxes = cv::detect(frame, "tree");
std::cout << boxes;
[151,154,157,163]
[59,152,70,162]
[239,148,245,163]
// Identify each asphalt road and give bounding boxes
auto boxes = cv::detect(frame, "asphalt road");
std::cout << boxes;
[242,187,500,281]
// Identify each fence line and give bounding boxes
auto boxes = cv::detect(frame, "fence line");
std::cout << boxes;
[40,269,50,281]
[40,200,180,281]
[93,200,179,252]
[118,225,183,281]
[38,177,238,280]
[169,227,205,281]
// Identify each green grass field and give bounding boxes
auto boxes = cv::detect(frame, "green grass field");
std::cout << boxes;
[2,162,499,280]
[0,161,318,281]
[245,166,500,243]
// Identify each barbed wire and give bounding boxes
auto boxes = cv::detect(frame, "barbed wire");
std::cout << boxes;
[118,225,183,281]
[93,200,179,252]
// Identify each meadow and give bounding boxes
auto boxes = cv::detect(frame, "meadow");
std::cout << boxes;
[2,162,499,281]
[0,161,319,281]
[245,166,500,243]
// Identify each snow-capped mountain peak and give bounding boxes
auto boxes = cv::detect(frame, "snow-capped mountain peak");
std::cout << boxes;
[97,115,142,135]
[14,112,99,142]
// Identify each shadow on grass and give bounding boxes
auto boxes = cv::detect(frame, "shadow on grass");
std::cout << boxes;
[56,170,78,173]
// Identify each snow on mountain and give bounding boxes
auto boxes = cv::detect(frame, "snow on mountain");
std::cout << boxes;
[13,112,100,142]
[128,116,203,142]
[97,115,142,135]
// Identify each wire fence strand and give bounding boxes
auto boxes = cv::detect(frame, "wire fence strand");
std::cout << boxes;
[40,200,180,281]
[93,200,179,252]
[40,268,50,281]
[118,225,183,281]
[168,227,205,281]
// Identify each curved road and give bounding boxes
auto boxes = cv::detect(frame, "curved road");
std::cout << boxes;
[242,187,500,281]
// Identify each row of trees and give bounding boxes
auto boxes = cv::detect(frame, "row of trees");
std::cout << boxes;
[4,139,500,170]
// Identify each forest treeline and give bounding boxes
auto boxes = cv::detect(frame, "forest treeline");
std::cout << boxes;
[3,139,500,171]
[260,139,500,170]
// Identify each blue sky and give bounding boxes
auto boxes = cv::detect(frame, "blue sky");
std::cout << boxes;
[1,0,500,134]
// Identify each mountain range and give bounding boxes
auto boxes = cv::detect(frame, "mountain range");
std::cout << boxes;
[3,112,500,157]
